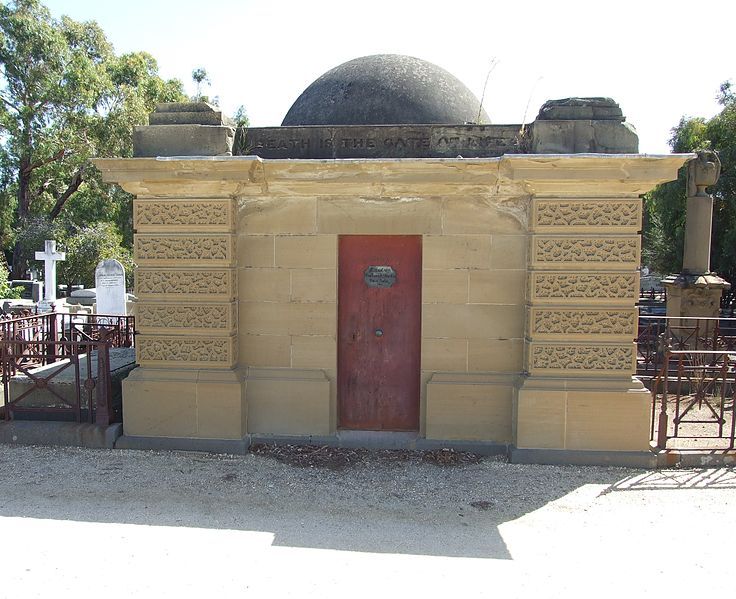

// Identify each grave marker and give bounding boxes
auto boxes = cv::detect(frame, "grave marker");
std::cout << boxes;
[34,240,65,310]
[95,259,126,316]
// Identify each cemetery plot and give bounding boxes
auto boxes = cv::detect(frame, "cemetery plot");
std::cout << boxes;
[0,311,135,424]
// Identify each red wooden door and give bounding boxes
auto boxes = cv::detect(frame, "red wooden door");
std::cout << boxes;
[338,235,422,431]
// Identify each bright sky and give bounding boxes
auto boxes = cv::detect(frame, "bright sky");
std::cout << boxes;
[41,0,736,154]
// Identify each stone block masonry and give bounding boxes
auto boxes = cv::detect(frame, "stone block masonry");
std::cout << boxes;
[95,150,689,460]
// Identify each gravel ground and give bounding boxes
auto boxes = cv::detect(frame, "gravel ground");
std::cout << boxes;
[1,443,734,598]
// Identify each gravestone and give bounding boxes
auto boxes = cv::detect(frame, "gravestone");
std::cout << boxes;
[95,259,126,315]
[9,280,43,302]
[68,288,96,306]
[34,240,65,311]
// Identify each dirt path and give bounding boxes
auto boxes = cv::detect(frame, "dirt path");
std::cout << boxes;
[1,444,733,597]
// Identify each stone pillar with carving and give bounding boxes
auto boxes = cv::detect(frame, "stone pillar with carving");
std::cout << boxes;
[96,103,245,450]
[512,154,689,460]
[662,151,730,322]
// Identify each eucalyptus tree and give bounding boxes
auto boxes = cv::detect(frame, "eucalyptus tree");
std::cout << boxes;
[0,0,185,277]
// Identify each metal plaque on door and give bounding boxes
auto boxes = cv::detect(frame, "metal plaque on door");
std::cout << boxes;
[364,265,396,288]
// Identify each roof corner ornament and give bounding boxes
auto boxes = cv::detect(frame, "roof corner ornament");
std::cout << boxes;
[687,150,721,198]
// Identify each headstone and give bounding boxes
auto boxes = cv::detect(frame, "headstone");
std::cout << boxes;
[68,288,96,306]
[34,240,65,310]
[95,259,126,316]
[9,280,43,302]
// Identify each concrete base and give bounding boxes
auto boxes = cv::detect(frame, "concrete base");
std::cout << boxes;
[656,449,736,468]
[0,421,122,449]
[510,446,657,468]
[250,431,508,456]
[115,434,249,455]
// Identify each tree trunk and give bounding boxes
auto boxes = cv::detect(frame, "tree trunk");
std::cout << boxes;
[11,152,32,280]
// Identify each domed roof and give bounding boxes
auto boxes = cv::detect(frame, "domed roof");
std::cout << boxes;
[282,54,489,126]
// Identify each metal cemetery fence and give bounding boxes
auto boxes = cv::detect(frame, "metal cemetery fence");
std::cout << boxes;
[0,311,135,425]
[636,315,736,449]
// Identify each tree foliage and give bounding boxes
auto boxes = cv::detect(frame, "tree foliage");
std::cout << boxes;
[643,82,736,282]
[0,0,185,277]
[14,217,132,290]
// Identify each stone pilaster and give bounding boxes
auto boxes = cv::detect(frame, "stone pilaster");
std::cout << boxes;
[122,195,244,440]
[519,194,649,451]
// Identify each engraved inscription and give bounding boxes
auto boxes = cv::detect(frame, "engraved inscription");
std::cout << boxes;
[136,270,235,296]
[97,275,119,288]
[535,200,641,228]
[533,273,638,300]
[534,237,639,263]
[135,235,232,261]
[531,345,634,371]
[137,304,234,329]
[138,337,232,363]
[364,265,396,288]
[136,200,230,227]
[533,309,637,336]
[253,137,431,151]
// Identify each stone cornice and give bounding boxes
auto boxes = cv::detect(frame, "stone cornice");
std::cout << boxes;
[94,153,693,197]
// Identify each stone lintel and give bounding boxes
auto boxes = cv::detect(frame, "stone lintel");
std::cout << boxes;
[95,154,692,198]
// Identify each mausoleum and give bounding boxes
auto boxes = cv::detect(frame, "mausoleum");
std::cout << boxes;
[95,54,690,464]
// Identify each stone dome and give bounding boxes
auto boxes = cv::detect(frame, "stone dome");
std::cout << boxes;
[282,54,489,126]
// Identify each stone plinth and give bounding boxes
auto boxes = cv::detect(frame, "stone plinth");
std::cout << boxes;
[531,97,639,154]
[134,103,235,157]
[662,273,730,333]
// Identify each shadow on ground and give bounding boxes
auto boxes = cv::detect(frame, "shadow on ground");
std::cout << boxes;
[607,466,736,491]
[0,444,731,559]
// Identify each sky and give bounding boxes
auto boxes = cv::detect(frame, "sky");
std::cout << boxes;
[39,0,736,154]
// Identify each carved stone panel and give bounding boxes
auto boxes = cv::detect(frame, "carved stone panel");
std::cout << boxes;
[136,302,237,334]
[528,342,636,376]
[134,199,234,232]
[136,268,237,301]
[530,272,639,305]
[135,234,236,266]
[531,235,640,270]
[530,307,637,340]
[137,334,237,368]
[532,198,641,233]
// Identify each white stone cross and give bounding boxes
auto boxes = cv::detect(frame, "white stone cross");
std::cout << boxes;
[35,240,65,303]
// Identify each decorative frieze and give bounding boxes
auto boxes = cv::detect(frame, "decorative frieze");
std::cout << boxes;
[136,269,237,301]
[134,199,234,232]
[531,236,639,269]
[530,308,637,339]
[135,234,236,266]
[529,343,636,374]
[136,303,236,333]
[532,198,641,232]
[530,272,639,304]
[137,335,237,368]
